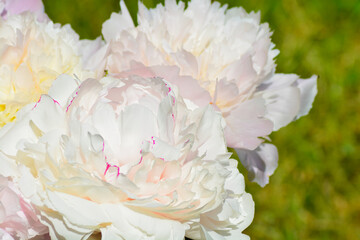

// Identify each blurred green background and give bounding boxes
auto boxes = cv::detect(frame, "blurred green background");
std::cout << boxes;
[43,0,360,239]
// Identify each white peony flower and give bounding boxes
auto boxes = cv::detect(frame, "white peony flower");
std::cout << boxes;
[0,175,48,239]
[96,0,317,186]
[0,12,94,127]
[0,74,254,239]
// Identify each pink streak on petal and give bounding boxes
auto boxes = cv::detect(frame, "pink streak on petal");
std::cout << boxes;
[104,162,120,177]
[164,83,176,105]
[165,83,171,93]
[66,88,80,112]
[52,99,60,106]
[33,95,60,110]
[32,96,42,110]
[138,147,144,164]
[115,166,120,177]
[104,162,111,176]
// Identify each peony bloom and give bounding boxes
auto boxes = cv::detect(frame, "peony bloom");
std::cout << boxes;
[0,0,47,21]
[0,12,94,127]
[0,74,254,239]
[0,175,48,239]
[96,0,317,186]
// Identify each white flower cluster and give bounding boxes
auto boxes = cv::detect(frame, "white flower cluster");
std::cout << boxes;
[0,0,316,239]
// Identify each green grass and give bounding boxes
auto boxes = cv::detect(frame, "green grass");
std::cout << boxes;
[43,0,360,239]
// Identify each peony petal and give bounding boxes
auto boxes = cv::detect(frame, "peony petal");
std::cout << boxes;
[151,65,212,107]
[102,1,134,42]
[262,86,300,131]
[219,54,258,87]
[4,0,43,15]
[257,74,317,130]
[257,73,298,91]
[294,75,317,118]
[117,104,157,164]
[236,143,278,187]
[0,175,48,239]
[46,191,110,228]
[224,97,273,150]
[0,152,18,177]
[120,64,212,107]
[0,229,14,240]
[30,95,65,133]
[79,37,107,77]
[48,74,80,107]
[1,0,47,21]
[102,202,186,240]
[0,115,37,156]
[100,226,123,240]
[40,210,85,240]
[214,79,239,104]
[196,106,228,159]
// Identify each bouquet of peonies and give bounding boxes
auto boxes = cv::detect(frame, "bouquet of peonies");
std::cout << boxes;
[0,0,317,239]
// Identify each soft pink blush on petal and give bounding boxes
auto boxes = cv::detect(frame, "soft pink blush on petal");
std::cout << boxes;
[117,63,212,108]
[0,0,47,21]
[224,97,273,150]
[4,0,43,14]
[0,176,48,239]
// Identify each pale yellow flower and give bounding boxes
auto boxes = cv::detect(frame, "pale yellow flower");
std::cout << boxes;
[0,12,93,126]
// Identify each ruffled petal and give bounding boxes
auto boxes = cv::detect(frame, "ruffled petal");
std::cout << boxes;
[102,1,134,41]
[236,143,278,187]
[294,75,317,118]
